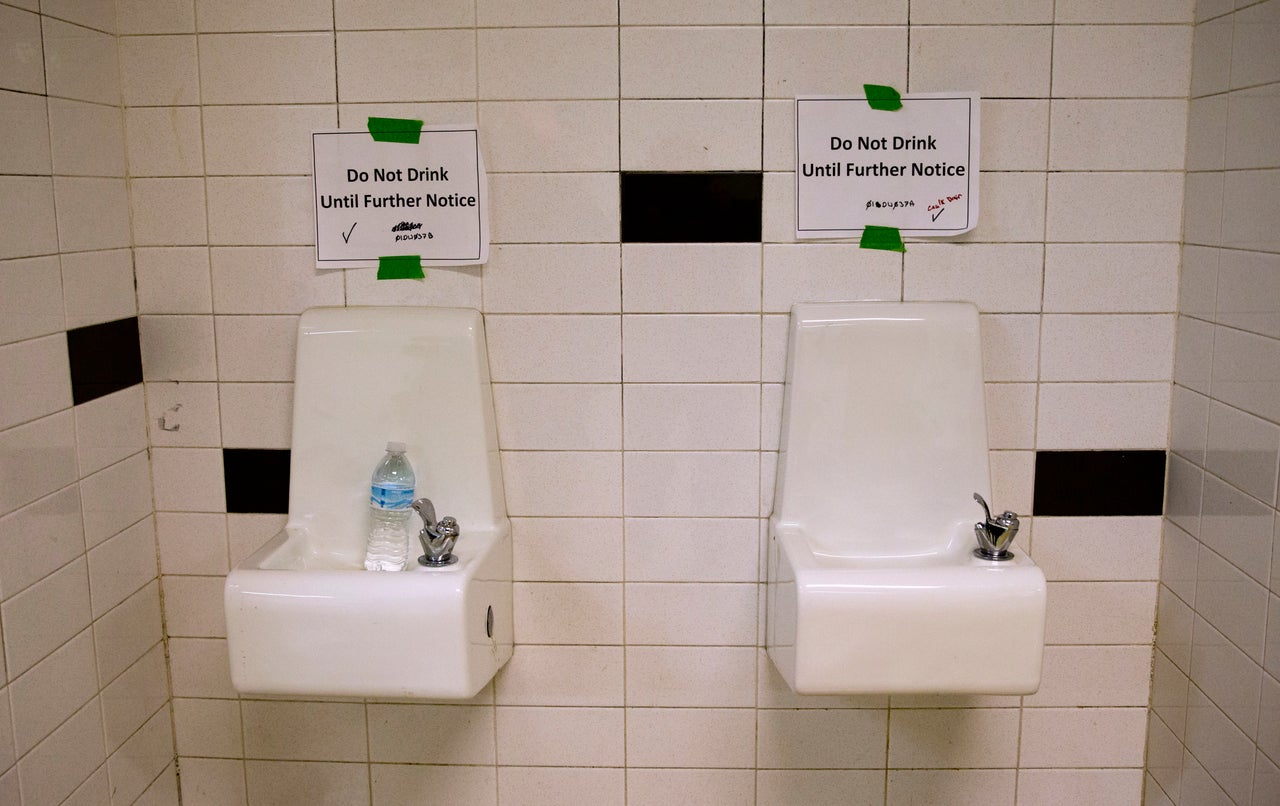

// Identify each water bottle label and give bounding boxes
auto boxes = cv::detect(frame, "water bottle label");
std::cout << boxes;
[371,483,413,510]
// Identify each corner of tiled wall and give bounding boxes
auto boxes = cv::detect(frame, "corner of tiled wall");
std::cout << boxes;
[1146,0,1280,803]
[0,0,175,803]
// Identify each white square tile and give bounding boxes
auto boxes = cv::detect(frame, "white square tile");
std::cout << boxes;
[78,452,153,547]
[1043,244,1180,313]
[1184,686,1256,803]
[226,513,286,566]
[47,99,124,177]
[629,769,754,806]
[1209,324,1280,423]
[338,0,476,29]
[1186,95,1228,171]
[161,575,227,637]
[10,630,98,756]
[135,247,213,315]
[1043,581,1157,644]
[1056,0,1193,22]
[74,385,147,476]
[624,384,759,450]
[0,178,57,260]
[1155,585,1194,673]
[910,25,1052,97]
[213,315,298,382]
[489,173,619,244]
[14,700,104,806]
[1222,168,1280,254]
[1050,100,1188,171]
[1020,708,1148,767]
[985,383,1035,449]
[149,447,226,513]
[624,582,757,645]
[1036,382,1171,449]
[495,707,624,767]
[372,766,497,806]
[243,701,366,762]
[625,646,756,707]
[1174,315,1214,395]
[200,32,336,104]
[1231,0,1280,89]
[1216,248,1280,338]
[1190,615,1264,738]
[1199,474,1274,586]
[501,451,621,516]
[218,383,293,449]
[481,101,619,172]
[139,315,218,381]
[1,557,91,678]
[621,100,762,171]
[52,177,131,252]
[976,99,1049,171]
[1205,401,1280,505]
[1191,15,1234,97]
[92,581,163,683]
[167,637,235,698]
[627,708,756,768]
[511,517,623,582]
[119,34,198,106]
[173,697,241,758]
[757,709,887,769]
[145,381,220,448]
[0,257,63,346]
[623,314,761,382]
[762,243,901,312]
[42,0,116,31]
[1171,386,1210,467]
[766,0,904,23]
[1180,244,1219,321]
[623,243,761,312]
[0,7,45,94]
[203,105,335,176]
[100,645,167,754]
[60,249,137,329]
[953,171,1046,243]
[368,704,494,765]
[207,176,314,246]
[344,265,483,310]
[1046,173,1185,243]
[1025,645,1154,707]
[888,770,1015,806]
[492,383,620,450]
[116,0,194,33]
[337,30,474,103]
[87,517,157,618]
[1031,517,1162,581]
[766,26,906,98]
[625,451,759,517]
[210,247,343,314]
[0,334,71,431]
[42,19,119,105]
[759,770,884,806]
[0,486,83,600]
[623,0,759,24]
[903,243,1043,313]
[480,28,618,100]
[513,581,623,644]
[485,314,620,382]
[495,645,623,706]
[1053,25,1193,97]
[888,708,1020,768]
[0,411,78,516]
[244,761,369,806]
[195,0,332,31]
[156,512,227,575]
[482,244,620,313]
[1039,314,1174,381]
[623,27,762,99]
[1184,171,1225,248]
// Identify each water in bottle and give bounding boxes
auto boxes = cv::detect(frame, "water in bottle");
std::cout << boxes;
[366,441,415,571]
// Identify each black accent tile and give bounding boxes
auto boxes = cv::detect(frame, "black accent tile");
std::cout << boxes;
[66,317,143,406]
[621,172,763,243]
[224,449,291,514]
[1033,450,1166,517]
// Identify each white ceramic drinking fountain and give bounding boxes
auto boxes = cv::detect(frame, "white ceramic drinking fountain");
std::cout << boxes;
[766,301,1046,695]
[224,307,513,699]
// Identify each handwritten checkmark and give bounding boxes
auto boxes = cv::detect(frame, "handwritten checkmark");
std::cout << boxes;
[341,222,357,243]
[931,208,945,222]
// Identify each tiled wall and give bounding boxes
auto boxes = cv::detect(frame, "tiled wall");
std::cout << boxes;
[0,1,175,804]
[1146,0,1280,804]
[0,0,1208,804]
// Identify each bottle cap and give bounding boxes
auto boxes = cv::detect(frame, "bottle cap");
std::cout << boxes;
[386,441,406,453]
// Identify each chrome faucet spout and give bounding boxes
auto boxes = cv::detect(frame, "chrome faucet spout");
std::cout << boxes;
[412,497,461,567]
[972,493,1020,561]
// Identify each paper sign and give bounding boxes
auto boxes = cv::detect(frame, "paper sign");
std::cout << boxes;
[795,93,980,239]
[313,126,488,268]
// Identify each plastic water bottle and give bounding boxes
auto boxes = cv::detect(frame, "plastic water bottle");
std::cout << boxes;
[365,441,415,571]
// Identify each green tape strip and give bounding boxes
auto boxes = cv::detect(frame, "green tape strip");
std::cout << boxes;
[368,117,424,144]
[864,84,903,111]
[859,226,906,253]
[377,255,425,280]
